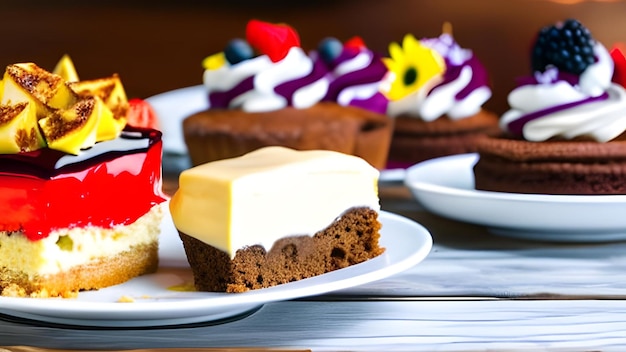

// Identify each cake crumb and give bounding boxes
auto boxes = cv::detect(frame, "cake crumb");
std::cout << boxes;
[1,284,27,297]
[117,295,135,303]
[168,281,196,292]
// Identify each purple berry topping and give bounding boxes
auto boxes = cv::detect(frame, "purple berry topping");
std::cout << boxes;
[531,19,596,75]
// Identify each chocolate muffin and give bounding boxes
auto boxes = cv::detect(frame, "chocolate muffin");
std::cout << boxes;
[184,102,393,170]
[389,110,499,167]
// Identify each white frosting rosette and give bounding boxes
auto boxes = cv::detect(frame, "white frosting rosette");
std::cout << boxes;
[501,43,626,142]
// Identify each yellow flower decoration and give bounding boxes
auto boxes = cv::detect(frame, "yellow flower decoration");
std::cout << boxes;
[382,34,446,101]
[202,52,227,70]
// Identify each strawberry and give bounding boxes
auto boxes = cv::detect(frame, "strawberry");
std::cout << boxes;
[344,36,366,50]
[126,98,159,130]
[610,43,626,88]
[245,19,300,62]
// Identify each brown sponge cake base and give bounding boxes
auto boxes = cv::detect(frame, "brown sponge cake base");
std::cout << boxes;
[388,109,500,166]
[183,102,393,170]
[178,207,384,293]
[474,137,626,195]
[0,243,158,298]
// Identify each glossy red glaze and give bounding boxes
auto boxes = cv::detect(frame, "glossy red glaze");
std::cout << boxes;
[0,128,166,241]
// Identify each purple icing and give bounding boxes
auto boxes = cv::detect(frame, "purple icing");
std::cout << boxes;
[349,92,389,115]
[457,56,489,100]
[516,69,580,88]
[274,57,329,106]
[429,55,490,101]
[205,45,389,114]
[209,76,254,109]
[507,92,609,136]
[325,47,360,71]
[323,49,389,113]
[325,53,387,99]
[385,160,415,170]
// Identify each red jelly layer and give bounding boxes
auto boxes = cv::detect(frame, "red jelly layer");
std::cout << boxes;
[0,127,167,241]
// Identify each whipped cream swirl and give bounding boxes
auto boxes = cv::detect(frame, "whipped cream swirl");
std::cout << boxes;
[204,47,329,113]
[501,43,626,142]
[322,48,389,114]
[387,33,492,121]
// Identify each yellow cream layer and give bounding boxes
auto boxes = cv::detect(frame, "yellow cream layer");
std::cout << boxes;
[0,203,163,278]
[169,146,380,258]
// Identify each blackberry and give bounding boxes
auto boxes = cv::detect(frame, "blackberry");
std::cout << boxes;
[531,19,596,75]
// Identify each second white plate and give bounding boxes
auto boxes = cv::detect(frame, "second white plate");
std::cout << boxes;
[146,85,207,155]
[404,153,626,242]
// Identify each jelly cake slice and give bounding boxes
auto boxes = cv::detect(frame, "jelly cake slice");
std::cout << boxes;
[0,127,166,297]
[0,60,166,297]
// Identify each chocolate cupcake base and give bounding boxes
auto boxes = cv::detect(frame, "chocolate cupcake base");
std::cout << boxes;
[473,136,626,195]
[182,102,393,170]
[388,110,500,168]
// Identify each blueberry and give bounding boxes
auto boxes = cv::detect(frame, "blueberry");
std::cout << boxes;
[224,38,254,65]
[318,37,343,64]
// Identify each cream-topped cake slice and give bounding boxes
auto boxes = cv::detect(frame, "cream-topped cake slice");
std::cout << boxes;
[169,146,384,293]
[170,146,380,257]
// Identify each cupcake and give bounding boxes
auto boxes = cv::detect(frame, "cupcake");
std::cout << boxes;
[183,20,393,170]
[382,24,500,168]
[473,19,626,195]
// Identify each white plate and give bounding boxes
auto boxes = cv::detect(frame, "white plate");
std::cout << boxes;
[0,209,432,328]
[146,85,206,155]
[405,153,626,242]
[379,168,407,183]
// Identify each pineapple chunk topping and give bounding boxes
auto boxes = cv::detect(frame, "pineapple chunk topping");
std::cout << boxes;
[5,63,78,110]
[52,54,80,82]
[0,57,129,155]
[0,102,46,153]
[38,97,100,155]
[70,74,129,126]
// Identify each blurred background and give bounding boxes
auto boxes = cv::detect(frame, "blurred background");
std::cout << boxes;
[2,0,625,115]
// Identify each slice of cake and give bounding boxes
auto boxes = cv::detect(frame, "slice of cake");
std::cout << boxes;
[169,146,384,293]
[0,60,167,297]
